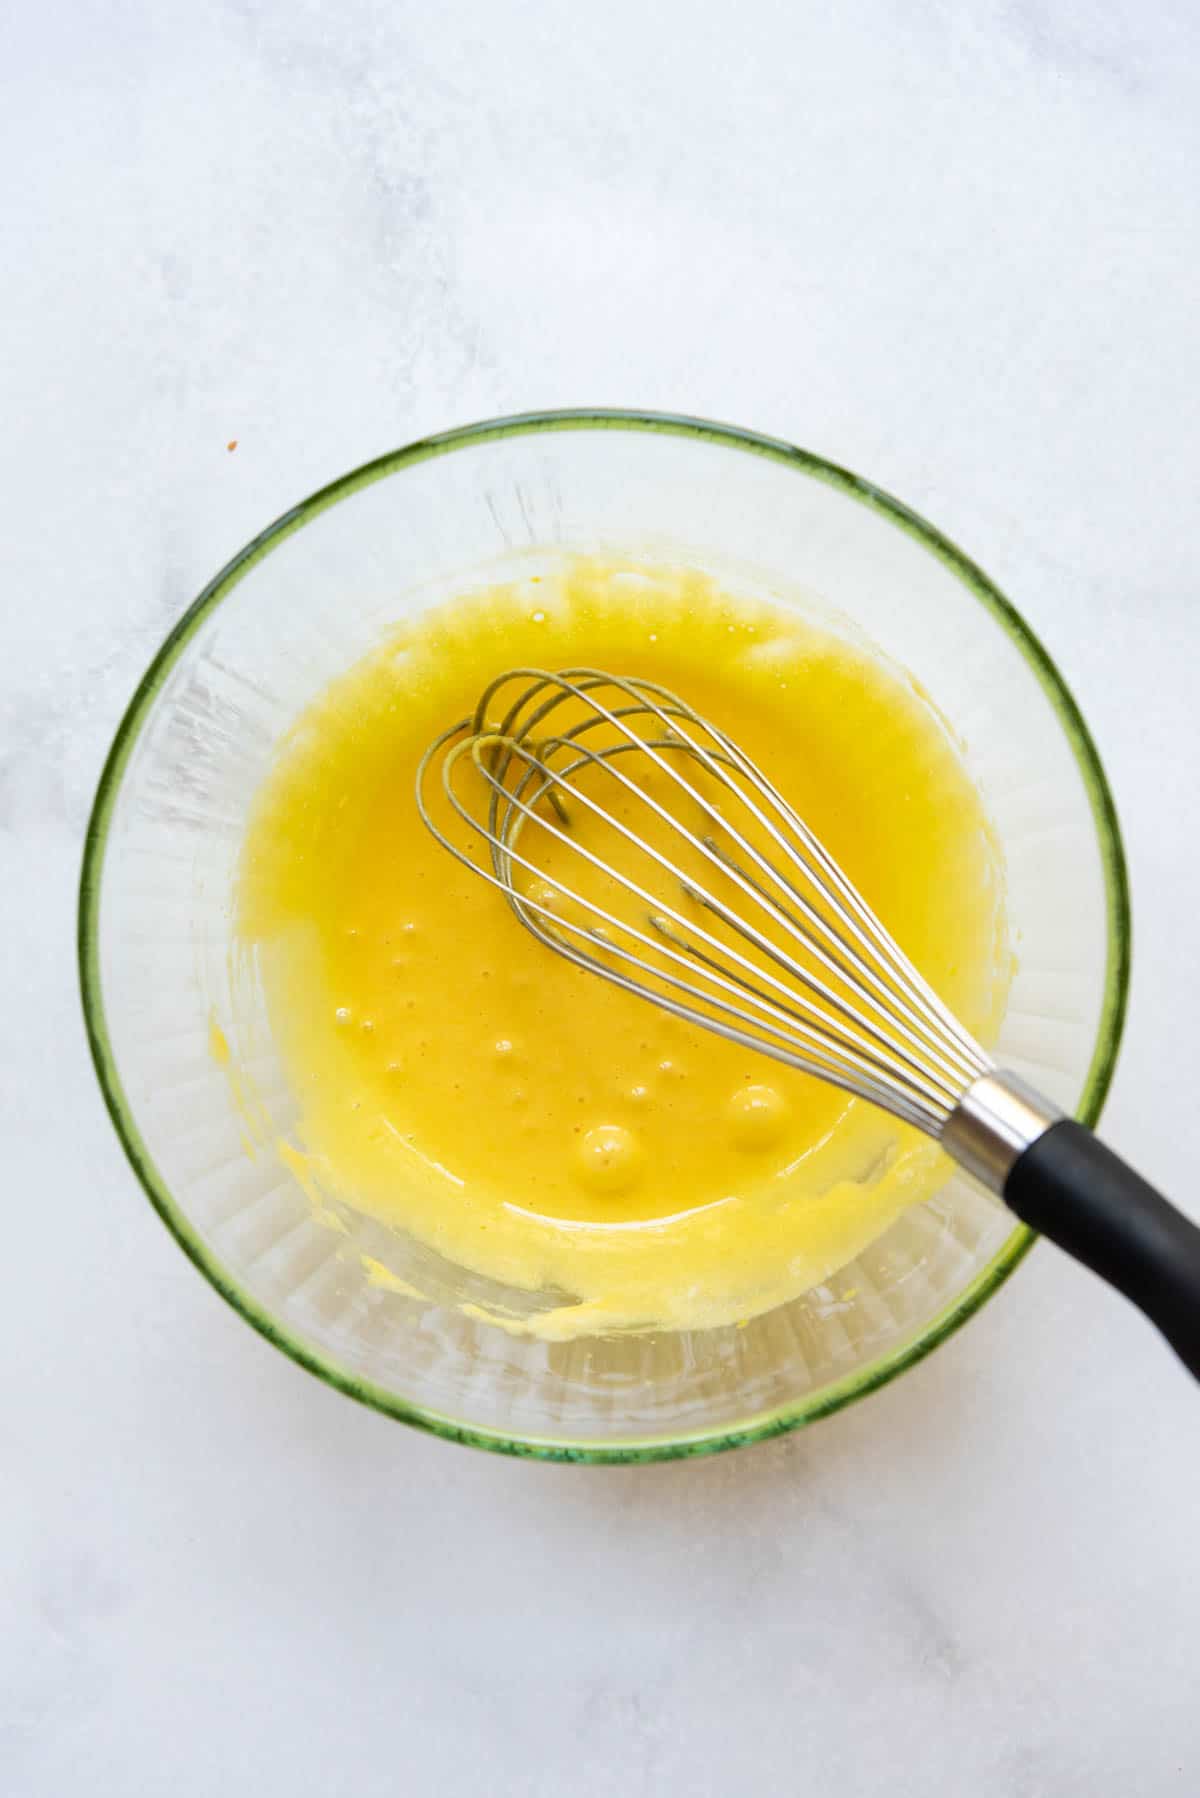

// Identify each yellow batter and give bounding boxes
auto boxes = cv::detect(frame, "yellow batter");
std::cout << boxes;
[234,559,1009,1338]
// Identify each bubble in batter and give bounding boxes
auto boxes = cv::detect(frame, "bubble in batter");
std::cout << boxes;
[574,1123,644,1195]
[726,1083,790,1150]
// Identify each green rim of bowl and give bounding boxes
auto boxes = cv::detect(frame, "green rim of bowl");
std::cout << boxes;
[78,409,1130,1463]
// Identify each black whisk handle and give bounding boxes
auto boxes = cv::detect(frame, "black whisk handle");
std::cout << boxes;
[1004,1120,1200,1382]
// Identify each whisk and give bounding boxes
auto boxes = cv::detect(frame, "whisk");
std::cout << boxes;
[417,668,1200,1379]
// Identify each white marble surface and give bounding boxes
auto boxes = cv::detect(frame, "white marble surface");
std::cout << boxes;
[4,1,1199,1791]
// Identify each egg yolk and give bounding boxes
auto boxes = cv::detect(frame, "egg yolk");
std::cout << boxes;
[234,559,1010,1338]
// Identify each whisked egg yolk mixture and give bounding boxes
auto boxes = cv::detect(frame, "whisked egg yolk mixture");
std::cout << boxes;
[234,560,1010,1338]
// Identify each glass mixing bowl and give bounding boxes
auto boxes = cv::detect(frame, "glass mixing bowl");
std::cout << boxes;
[79,411,1129,1461]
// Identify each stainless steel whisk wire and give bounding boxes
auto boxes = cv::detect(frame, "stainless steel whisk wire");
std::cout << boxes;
[417,668,989,1135]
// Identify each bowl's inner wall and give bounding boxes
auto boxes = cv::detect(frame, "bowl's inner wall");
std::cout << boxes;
[96,426,1111,1445]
